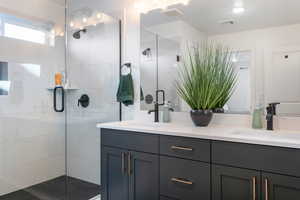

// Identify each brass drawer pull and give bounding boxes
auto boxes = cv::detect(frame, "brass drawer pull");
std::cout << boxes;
[171,178,193,185]
[265,179,269,200]
[171,145,193,151]
[252,177,256,200]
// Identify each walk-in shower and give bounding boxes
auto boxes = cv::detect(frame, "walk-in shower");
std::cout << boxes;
[0,0,120,199]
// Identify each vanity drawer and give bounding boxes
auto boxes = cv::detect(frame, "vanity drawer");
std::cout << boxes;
[160,156,210,200]
[101,128,159,154]
[160,135,210,162]
[212,141,300,177]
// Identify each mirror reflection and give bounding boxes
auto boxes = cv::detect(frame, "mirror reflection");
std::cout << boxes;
[140,0,300,116]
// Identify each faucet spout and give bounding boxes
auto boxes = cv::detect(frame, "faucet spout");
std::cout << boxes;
[266,102,280,131]
[148,90,166,123]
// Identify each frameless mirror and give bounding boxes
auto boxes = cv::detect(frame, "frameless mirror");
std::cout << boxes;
[139,0,300,116]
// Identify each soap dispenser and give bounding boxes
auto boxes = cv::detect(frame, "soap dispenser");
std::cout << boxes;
[252,98,263,129]
[162,101,174,123]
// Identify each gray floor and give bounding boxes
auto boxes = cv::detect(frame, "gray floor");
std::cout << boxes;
[0,176,101,200]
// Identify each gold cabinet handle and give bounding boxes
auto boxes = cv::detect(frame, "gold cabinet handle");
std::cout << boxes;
[121,152,126,175]
[171,177,193,185]
[127,152,131,175]
[265,179,269,200]
[171,145,193,151]
[252,177,256,200]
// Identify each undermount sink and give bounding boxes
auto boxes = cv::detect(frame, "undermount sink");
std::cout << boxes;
[230,128,300,141]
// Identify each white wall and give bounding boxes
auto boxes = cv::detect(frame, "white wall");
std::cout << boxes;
[208,23,300,115]
[0,0,66,195]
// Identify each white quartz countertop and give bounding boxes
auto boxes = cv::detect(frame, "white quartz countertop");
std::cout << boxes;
[97,121,300,149]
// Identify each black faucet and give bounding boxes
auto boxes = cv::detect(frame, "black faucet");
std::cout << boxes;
[148,90,165,122]
[266,102,280,130]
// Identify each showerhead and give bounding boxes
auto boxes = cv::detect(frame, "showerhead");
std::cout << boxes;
[142,48,151,56]
[73,29,87,39]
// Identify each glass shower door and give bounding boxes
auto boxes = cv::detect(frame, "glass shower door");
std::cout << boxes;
[65,1,120,199]
[0,0,67,198]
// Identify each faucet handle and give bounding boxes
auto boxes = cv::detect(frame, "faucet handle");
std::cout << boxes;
[267,102,280,115]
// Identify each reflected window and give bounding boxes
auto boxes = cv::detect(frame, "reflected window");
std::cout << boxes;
[225,51,251,113]
[0,62,10,95]
[0,13,55,46]
[4,23,46,44]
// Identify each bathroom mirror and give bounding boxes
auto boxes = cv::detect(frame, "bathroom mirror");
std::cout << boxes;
[139,0,300,116]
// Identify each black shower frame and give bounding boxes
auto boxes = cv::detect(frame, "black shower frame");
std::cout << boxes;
[119,20,123,121]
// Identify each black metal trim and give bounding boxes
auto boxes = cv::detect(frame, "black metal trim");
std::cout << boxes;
[54,86,65,112]
[119,20,122,121]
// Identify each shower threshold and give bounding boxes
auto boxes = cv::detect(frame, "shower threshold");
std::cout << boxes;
[0,176,101,200]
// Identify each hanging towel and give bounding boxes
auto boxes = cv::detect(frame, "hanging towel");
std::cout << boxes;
[117,74,134,106]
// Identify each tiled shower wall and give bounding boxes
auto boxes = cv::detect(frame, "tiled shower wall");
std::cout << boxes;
[0,0,66,195]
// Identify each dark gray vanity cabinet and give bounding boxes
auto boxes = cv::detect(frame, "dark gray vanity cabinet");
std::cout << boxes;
[101,129,159,200]
[212,141,300,200]
[160,156,210,200]
[262,173,300,200]
[129,151,159,200]
[101,128,300,200]
[212,165,261,200]
[102,147,129,200]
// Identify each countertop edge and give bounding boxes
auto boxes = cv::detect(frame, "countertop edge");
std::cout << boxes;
[97,122,300,149]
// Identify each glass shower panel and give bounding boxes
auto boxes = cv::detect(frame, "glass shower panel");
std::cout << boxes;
[0,0,66,198]
[66,1,120,199]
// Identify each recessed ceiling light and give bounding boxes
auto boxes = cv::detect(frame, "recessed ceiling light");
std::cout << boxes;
[233,7,245,14]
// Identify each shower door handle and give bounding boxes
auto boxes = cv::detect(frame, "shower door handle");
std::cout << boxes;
[54,86,65,112]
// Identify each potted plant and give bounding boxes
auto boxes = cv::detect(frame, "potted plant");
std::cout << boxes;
[176,43,237,126]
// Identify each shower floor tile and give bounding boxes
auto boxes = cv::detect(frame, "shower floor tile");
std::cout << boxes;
[0,176,101,200]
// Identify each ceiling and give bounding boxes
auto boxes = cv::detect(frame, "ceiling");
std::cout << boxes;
[141,0,300,35]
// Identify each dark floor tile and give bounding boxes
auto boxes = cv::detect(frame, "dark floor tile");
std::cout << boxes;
[0,190,40,200]
[0,176,100,200]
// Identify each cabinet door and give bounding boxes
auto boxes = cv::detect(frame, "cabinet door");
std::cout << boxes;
[263,173,300,200]
[212,165,261,200]
[101,147,129,200]
[129,151,159,200]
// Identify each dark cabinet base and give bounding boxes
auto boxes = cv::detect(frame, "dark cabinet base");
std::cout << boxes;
[102,147,129,200]
[212,165,261,200]
[263,173,300,200]
[160,156,210,200]
[101,129,300,200]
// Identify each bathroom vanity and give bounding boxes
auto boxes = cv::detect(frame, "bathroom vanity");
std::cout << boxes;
[98,122,300,200]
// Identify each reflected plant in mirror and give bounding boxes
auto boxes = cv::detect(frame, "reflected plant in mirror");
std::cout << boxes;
[176,43,237,126]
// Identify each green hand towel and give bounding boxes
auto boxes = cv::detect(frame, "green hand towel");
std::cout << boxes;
[117,74,134,106]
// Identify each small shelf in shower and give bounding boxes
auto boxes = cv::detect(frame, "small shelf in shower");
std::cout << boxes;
[46,86,79,91]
